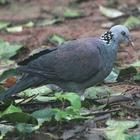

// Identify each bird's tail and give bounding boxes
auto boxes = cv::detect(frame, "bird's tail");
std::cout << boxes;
[0,75,43,101]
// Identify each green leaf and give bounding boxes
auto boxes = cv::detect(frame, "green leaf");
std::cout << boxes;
[133,73,140,81]
[32,108,55,125]
[32,108,55,121]
[32,105,82,123]
[99,5,124,19]
[0,105,37,124]
[127,135,140,140]
[37,18,63,26]
[23,21,34,27]
[0,0,7,4]
[105,120,138,140]
[104,68,119,83]
[64,9,84,18]
[85,86,112,99]
[16,123,37,133]
[0,69,18,82]
[49,34,65,45]
[0,40,23,59]
[106,120,137,129]
[0,104,22,117]
[0,124,14,139]
[54,107,80,121]
[6,26,23,33]
[0,60,15,68]
[35,96,56,102]
[0,21,10,29]
[54,109,68,121]
[63,92,81,110]
[131,61,140,67]
[2,112,37,124]
[117,66,137,81]
[15,109,55,133]
[19,85,52,97]
[0,60,16,79]
[123,16,140,29]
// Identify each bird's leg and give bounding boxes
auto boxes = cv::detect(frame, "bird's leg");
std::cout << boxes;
[76,89,86,101]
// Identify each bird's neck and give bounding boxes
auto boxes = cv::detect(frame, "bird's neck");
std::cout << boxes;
[101,39,119,65]
[100,31,120,50]
[100,31,113,44]
[100,30,121,59]
[100,31,121,65]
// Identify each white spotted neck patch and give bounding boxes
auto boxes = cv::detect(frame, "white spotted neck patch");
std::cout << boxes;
[100,31,114,44]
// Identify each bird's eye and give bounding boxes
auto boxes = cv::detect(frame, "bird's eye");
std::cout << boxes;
[121,31,126,36]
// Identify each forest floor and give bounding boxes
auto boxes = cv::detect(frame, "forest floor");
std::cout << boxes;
[0,0,140,140]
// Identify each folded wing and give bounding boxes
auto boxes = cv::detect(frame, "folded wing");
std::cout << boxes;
[18,38,102,83]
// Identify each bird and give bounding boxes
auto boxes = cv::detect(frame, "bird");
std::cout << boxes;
[0,25,134,100]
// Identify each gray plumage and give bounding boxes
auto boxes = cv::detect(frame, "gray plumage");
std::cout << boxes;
[0,25,133,100]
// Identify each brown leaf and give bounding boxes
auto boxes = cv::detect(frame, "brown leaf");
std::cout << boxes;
[4,77,17,88]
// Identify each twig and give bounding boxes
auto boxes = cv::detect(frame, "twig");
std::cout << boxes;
[94,114,111,121]
[80,108,121,116]
[95,95,133,104]
[120,103,140,114]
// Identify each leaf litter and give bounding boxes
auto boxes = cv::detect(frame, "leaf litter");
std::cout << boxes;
[0,0,139,140]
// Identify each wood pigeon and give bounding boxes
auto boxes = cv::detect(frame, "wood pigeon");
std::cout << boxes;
[0,25,134,100]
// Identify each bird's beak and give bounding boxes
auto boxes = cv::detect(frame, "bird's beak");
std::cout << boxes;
[128,38,134,47]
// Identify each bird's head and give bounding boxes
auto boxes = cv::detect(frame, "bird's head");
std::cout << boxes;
[101,25,134,47]
[110,25,134,47]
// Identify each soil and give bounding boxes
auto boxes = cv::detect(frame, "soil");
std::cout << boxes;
[0,0,140,139]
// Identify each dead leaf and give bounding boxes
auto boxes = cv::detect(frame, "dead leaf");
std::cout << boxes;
[3,77,17,88]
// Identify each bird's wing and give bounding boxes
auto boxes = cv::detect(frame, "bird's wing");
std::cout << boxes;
[18,47,57,65]
[18,38,102,82]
